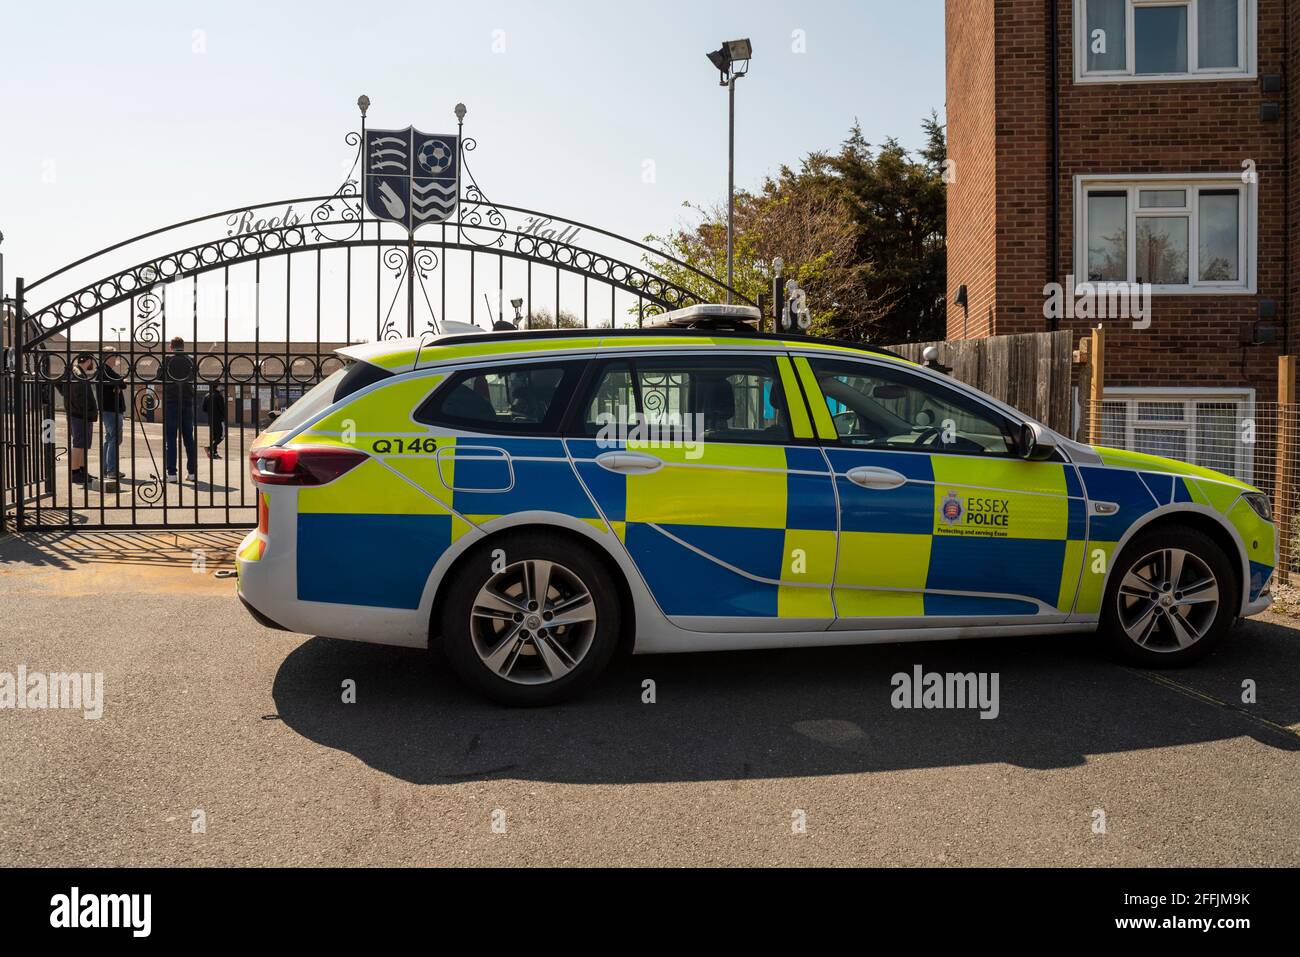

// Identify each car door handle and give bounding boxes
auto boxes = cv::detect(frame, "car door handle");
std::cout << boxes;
[845,466,907,490]
[595,451,664,474]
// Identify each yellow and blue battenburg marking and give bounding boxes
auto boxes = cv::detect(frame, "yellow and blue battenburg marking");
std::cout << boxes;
[294,433,607,609]
[1075,459,1276,610]
[568,439,837,618]
[827,449,1087,618]
[267,342,1275,623]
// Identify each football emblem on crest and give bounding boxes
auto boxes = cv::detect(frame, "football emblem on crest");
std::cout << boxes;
[940,490,964,526]
[417,139,453,174]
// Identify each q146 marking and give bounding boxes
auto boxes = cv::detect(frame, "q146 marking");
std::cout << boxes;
[371,437,439,455]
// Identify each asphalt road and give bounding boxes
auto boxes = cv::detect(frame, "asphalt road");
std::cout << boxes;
[1,530,1298,866]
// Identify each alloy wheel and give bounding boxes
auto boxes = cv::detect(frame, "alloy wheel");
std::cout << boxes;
[469,559,599,685]
[1116,547,1220,653]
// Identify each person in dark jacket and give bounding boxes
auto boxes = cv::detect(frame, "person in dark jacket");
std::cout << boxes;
[202,387,227,460]
[99,348,128,493]
[60,355,99,486]
[163,336,198,482]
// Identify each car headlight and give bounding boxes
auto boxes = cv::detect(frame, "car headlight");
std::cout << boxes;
[1242,491,1273,523]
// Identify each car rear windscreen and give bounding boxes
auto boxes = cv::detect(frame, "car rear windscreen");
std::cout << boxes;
[270,360,393,434]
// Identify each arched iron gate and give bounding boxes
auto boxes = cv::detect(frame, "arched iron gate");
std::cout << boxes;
[1,109,749,531]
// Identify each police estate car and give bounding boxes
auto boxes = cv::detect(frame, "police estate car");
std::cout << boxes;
[237,308,1276,705]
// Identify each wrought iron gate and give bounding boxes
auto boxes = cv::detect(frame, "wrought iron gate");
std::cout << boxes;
[0,102,748,531]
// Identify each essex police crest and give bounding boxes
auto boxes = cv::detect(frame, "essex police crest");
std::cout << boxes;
[364,126,459,231]
[939,490,964,526]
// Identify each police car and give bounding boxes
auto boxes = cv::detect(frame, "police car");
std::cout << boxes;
[237,306,1276,705]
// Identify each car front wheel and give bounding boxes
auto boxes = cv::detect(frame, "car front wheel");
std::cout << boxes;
[439,532,621,705]
[1100,526,1237,667]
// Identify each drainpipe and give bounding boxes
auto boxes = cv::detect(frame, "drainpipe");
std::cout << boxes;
[1285,0,1292,354]
[1048,0,1060,331]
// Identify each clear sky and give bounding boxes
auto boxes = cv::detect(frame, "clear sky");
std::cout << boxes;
[0,0,945,289]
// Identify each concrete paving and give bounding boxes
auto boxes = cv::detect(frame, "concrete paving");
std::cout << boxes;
[0,530,1297,866]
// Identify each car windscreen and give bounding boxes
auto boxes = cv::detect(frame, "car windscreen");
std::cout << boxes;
[269,360,393,434]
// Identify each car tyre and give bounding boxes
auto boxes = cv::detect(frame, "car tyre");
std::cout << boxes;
[439,531,621,706]
[1100,526,1237,667]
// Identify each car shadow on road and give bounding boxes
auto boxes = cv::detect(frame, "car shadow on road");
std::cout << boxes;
[271,618,1300,784]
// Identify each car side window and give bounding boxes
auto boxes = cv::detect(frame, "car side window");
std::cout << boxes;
[415,361,584,434]
[808,357,1016,456]
[580,361,638,435]
[571,355,792,444]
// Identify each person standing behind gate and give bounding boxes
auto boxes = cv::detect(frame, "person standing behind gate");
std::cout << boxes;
[163,336,198,483]
[99,347,127,494]
[60,355,99,487]
[203,386,227,460]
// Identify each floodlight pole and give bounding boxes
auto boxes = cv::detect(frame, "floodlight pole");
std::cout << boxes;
[726,74,735,304]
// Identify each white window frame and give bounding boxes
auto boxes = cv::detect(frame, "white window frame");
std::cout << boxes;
[1074,0,1257,83]
[1074,173,1257,295]
[1093,387,1255,481]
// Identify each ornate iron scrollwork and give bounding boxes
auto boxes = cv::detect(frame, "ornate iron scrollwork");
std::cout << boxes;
[455,138,509,249]
[307,130,364,243]
[134,290,163,347]
[378,247,410,341]
[131,388,165,505]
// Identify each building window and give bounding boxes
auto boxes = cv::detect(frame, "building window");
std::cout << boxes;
[1075,0,1254,82]
[1095,390,1254,481]
[1075,175,1254,293]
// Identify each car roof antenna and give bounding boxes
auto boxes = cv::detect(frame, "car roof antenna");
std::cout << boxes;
[413,325,439,370]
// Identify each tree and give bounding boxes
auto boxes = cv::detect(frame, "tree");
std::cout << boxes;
[645,114,947,343]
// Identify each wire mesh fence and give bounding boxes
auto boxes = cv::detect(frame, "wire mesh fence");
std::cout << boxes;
[1080,399,1298,579]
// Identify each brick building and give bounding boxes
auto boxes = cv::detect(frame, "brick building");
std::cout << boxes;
[946,0,1290,478]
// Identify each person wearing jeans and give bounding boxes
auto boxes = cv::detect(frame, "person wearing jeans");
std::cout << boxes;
[100,349,127,493]
[163,336,198,482]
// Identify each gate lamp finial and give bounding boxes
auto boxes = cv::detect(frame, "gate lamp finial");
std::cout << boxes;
[454,103,467,122]
[357,94,370,118]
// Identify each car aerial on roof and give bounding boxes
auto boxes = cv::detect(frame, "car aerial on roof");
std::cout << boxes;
[236,306,1277,705]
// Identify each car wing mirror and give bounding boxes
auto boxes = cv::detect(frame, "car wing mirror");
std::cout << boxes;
[1019,421,1057,461]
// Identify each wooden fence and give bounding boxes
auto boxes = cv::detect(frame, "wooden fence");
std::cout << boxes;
[883,330,1074,435]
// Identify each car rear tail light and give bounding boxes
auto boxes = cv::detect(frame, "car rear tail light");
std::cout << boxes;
[249,446,367,486]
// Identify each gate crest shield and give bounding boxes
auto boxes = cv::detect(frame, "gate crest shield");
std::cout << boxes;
[363,126,459,230]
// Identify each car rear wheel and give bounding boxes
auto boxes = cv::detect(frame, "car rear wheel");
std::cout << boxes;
[439,532,621,705]
[1100,526,1237,667]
